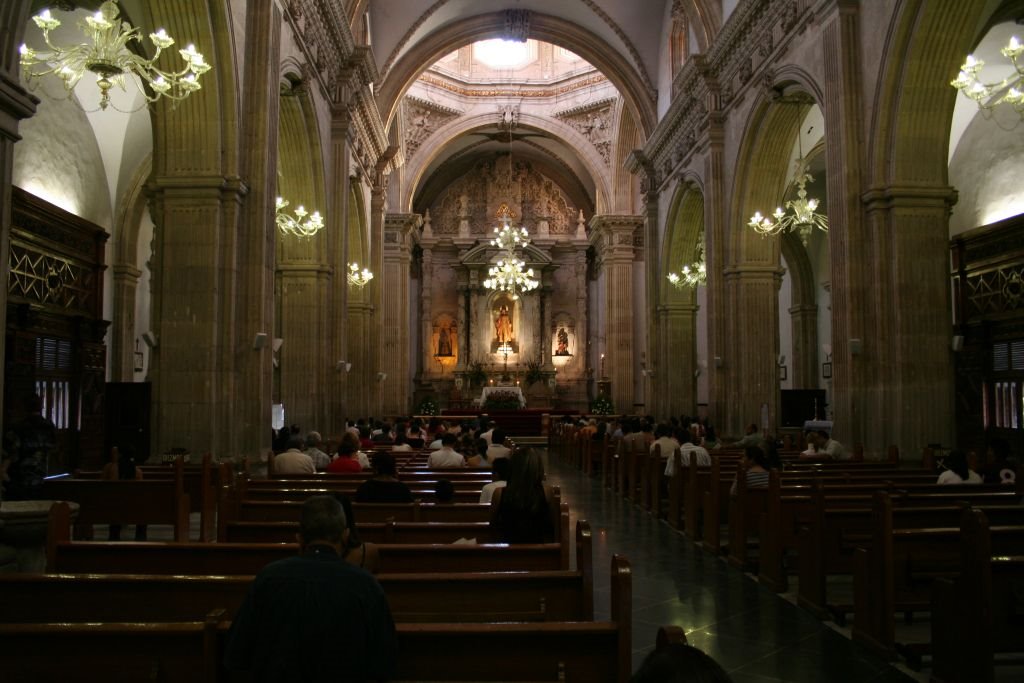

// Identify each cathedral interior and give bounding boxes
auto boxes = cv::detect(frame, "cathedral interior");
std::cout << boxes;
[1,0,1023,470]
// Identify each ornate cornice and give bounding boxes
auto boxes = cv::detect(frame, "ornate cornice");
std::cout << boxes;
[642,0,813,183]
[553,96,618,119]
[416,73,609,99]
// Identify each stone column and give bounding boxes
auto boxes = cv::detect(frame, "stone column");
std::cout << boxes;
[456,284,469,371]
[540,284,553,369]
[381,213,418,415]
[724,266,784,433]
[819,0,867,451]
[327,114,351,428]
[0,1,37,421]
[590,215,642,414]
[420,245,434,376]
[789,303,818,389]
[347,299,373,417]
[109,264,142,381]
[703,112,729,432]
[658,301,698,417]
[278,264,332,430]
[369,177,386,416]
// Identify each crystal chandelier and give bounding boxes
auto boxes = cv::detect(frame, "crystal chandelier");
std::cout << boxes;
[19,1,210,112]
[483,219,539,300]
[667,236,707,289]
[275,197,323,238]
[347,263,374,288]
[951,35,1024,117]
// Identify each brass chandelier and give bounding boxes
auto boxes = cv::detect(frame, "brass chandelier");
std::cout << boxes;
[19,1,210,112]
[483,218,539,301]
[667,235,707,289]
[275,197,324,239]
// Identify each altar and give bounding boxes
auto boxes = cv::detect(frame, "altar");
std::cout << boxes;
[479,385,526,408]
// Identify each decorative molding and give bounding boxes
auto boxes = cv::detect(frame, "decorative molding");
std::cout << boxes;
[416,72,609,99]
[554,99,615,165]
[402,96,462,158]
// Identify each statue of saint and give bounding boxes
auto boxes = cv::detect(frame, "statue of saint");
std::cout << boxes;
[437,326,452,356]
[555,327,570,356]
[495,305,513,344]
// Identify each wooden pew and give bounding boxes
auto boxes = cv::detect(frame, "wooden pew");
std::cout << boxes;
[931,510,1024,683]
[0,608,227,683]
[40,466,191,542]
[7,523,594,624]
[223,520,496,544]
[850,494,1024,659]
[49,509,581,574]
[241,484,486,504]
[794,487,1024,616]
[2,555,649,682]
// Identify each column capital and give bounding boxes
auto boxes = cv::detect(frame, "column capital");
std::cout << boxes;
[383,212,422,254]
[862,184,959,213]
[589,214,643,262]
[0,72,37,136]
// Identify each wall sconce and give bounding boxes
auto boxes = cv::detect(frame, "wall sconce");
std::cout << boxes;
[822,353,833,379]
[777,355,787,381]
[377,371,387,382]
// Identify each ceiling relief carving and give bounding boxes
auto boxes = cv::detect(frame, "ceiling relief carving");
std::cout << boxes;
[402,97,461,158]
[429,155,577,237]
[556,98,616,166]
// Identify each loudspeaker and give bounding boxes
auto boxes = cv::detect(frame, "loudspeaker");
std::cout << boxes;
[336,361,352,372]
[141,331,158,349]
[253,333,268,350]
[952,335,964,352]
[849,338,862,355]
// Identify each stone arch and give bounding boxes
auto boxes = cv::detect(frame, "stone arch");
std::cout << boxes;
[376,11,656,138]
[658,180,704,417]
[277,79,327,263]
[403,113,610,214]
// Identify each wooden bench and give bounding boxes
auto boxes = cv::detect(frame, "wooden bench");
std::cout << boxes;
[48,503,579,574]
[223,519,496,544]
[2,556,662,682]
[931,509,1024,683]
[850,493,1024,659]
[794,487,1024,617]
[40,467,191,542]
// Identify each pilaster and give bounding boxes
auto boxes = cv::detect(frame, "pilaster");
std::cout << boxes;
[381,213,419,415]
[788,303,819,389]
[329,112,352,425]
[110,264,142,381]
[703,113,728,431]
[658,301,699,417]
[590,214,642,414]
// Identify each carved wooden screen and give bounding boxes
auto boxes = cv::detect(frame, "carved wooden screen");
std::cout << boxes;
[5,187,109,471]
[951,213,1024,455]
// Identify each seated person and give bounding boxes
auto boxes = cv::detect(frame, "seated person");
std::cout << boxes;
[937,449,982,484]
[730,446,771,496]
[224,495,396,680]
[326,432,365,473]
[631,641,732,683]
[734,423,762,449]
[336,494,380,574]
[665,430,710,476]
[355,452,413,503]
[427,432,466,468]
[274,435,316,474]
[982,437,1017,484]
[490,448,554,544]
[479,456,511,504]
[433,479,456,504]
[800,429,849,461]
[485,429,512,463]
[391,431,414,452]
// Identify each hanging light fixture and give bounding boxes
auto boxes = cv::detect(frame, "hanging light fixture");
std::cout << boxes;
[951,35,1024,117]
[483,108,538,301]
[347,262,374,288]
[747,104,828,246]
[667,235,707,289]
[483,218,539,300]
[19,1,210,112]
[275,197,324,238]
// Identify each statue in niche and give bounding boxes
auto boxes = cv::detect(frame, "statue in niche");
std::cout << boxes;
[495,305,513,344]
[437,325,453,357]
[555,327,571,356]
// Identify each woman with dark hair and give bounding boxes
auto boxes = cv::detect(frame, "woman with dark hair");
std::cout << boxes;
[333,494,380,574]
[982,437,1017,484]
[490,448,554,543]
[631,643,733,683]
[937,449,982,484]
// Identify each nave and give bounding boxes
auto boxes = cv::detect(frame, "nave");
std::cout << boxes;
[543,450,915,682]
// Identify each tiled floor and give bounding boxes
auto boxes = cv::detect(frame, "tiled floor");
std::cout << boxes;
[543,450,914,682]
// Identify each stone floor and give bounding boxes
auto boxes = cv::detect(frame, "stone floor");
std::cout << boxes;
[542,449,916,682]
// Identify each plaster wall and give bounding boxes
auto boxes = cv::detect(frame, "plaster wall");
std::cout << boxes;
[13,82,112,228]
[948,106,1024,234]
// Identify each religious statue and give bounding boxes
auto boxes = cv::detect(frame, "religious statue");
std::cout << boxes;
[437,326,452,356]
[495,305,513,344]
[555,327,570,356]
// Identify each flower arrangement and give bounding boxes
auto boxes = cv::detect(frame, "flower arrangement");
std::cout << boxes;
[417,396,439,416]
[484,389,522,410]
[590,395,614,415]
